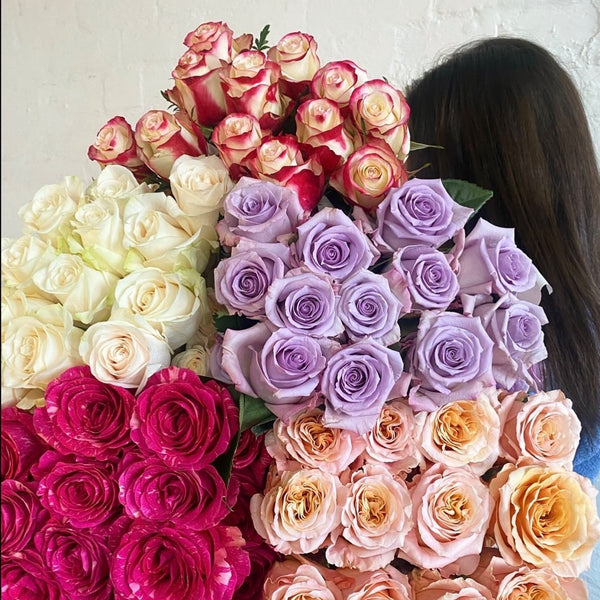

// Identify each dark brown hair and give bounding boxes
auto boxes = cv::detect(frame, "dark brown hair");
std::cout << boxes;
[406,37,600,440]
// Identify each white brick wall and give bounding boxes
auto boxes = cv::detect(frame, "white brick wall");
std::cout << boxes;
[1,0,599,237]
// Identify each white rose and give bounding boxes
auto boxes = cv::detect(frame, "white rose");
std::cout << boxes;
[171,345,210,376]
[18,176,84,244]
[1,288,54,342]
[1,387,45,411]
[85,164,152,202]
[169,154,233,229]
[122,192,217,273]
[1,303,85,392]
[1,235,56,292]
[33,254,118,325]
[79,311,171,390]
[112,267,208,350]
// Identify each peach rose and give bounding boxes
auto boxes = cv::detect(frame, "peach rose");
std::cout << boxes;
[415,388,501,476]
[326,464,412,570]
[496,567,588,600]
[498,389,581,470]
[361,399,423,476]
[397,463,493,574]
[489,463,600,577]
[346,566,412,600]
[265,408,366,475]
[414,576,493,600]
[250,467,345,554]
[311,60,368,109]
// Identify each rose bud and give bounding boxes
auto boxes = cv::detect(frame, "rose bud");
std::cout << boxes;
[311,60,368,111]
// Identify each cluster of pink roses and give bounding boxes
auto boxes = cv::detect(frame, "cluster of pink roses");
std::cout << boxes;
[1,365,277,600]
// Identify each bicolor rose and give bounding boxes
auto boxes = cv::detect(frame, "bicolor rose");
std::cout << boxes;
[321,340,408,434]
[266,408,366,475]
[498,389,581,470]
[131,366,238,470]
[211,112,263,173]
[338,268,402,345]
[33,365,135,459]
[397,463,493,573]
[489,463,600,576]
[251,467,346,554]
[294,207,378,281]
[0,549,61,600]
[87,115,149,178]
[374,178,473,253]
[311,60,368,109]
[217,176,307,246]
[408,311,495,412]
[265,268,343,337]
[327,464,412,570]
[183,21,233,58]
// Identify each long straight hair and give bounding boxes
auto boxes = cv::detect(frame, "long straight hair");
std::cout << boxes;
[406,37,600,440]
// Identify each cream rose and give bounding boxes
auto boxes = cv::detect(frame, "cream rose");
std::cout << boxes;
[265,408,366,475]
[498,390,581,470]
[168,154,233,229]
[1,303,84,394]
[416,388,501,476]
[170,344,210,376]
[1,234,56,293]
[489,463,600,577]
[326,464,412,571]
[250,467,345,554]
[32,254,118,325]
[86,164,151,202]
[111,267,207,351]
[79,312,172,390]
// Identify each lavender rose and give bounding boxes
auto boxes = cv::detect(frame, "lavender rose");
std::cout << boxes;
[294,207,378,281]
[474,295,548,391]
[338,269,402,345]
[321,340,409,433]
[35,523,112,600]
[265,268,344,337]
[118,456,229,529]
[374,178,473,253]
[216,176,307,247]
[214,239,291,318]
[408,311,495,411]
[111,522,250,600]
[130,366,239,470]
[384,244,459,312]
[33,365,135,460]
[1,549,61,600]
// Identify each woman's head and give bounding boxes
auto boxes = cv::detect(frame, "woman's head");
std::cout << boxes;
[406,37,600,438]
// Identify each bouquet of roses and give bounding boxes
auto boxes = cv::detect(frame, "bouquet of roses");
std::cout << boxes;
[2,19,599,600]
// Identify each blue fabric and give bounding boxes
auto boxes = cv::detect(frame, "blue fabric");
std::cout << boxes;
[574,428,600,481]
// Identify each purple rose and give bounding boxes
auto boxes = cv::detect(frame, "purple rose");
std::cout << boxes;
[35,522,112,600]
[1,407,47,482]
[131,366,239,470]
[1,479,46,558]
[1,549,61,600]
[338,268,402,345]
[473,295,548,391]
[118,456,229,529]
[408,311,495,411]
[374,178,473,252]
[294,207,378,281]
[214,239,291,318]
[385,244,460,312]
[221,323,336,420]
[265,268,344,337]
[33,365,135,460]
[321,341,409,433]
[111,522,250,600]
[458,219,542,297]
[216,177,307,247]
[37,457,120,529]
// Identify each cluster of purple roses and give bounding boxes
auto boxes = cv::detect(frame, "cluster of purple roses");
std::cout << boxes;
[210,175,549,435]
[1,365,278,600]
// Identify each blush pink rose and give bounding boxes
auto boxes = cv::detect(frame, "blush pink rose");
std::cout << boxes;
[346,566,412,600]
[265,408,366,475]
[397,463,493,574]
[496,567,588,600]
[414,576,493,600]
[498,389,581,470]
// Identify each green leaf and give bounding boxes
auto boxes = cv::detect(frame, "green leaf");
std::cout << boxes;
[213,312,258,333]
[442,178,493,214]
[238,393,276,432]
[212,428,240,485]
[409,140,444,151]
[253,24,271,51]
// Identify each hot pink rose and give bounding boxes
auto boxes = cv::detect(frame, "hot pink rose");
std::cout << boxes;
[311,60,368,110]
[1,549,61,600]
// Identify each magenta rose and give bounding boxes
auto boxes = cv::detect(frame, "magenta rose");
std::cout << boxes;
[130,366,239,470]
[33,365,135,460]
[1,407,47,481]
[112,522,250,600]
[232,540,281,600]
[1,549,61,600]
[37,457,120,529]
[35,522,112,600]
[1,479,46,558]
[118,456,229,529]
